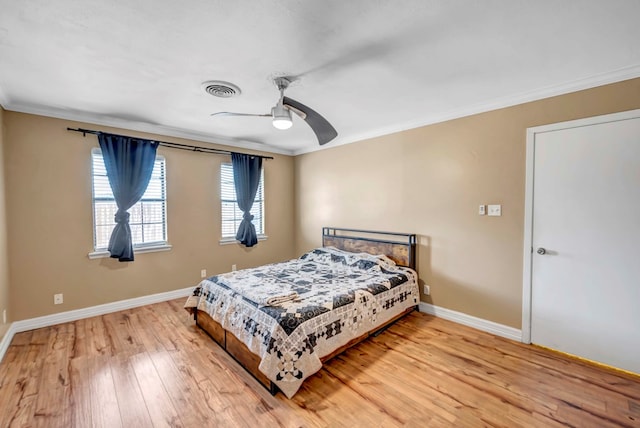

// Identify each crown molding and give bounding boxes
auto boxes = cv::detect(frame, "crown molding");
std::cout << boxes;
[4,65,640,157]
[294,64,640,155]
[3,102,295,156]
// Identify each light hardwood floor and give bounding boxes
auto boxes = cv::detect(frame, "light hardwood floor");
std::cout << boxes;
[0,299,638,427]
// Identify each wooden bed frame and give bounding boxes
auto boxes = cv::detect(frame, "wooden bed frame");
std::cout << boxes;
[193,227,418,395]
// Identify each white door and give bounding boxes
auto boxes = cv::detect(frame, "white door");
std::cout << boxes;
[524,110,640,374]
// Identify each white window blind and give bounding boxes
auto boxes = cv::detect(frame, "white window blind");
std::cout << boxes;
[221,163,264,238]
[91,148,167,251]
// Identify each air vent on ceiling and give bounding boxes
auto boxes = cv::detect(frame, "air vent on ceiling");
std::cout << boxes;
[202,80,241,98]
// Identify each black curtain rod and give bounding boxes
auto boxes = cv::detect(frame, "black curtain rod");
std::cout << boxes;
[66,127,274,160]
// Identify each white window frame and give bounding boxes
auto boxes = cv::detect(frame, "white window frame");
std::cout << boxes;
[88,148,171,259]
[220,162,267,244]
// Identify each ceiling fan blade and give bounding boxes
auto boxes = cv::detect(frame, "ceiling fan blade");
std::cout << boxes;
[283,97,337,145]
[211,112,270,118]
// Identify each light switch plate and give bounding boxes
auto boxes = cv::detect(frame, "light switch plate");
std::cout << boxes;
[478,205,486,215]
[488,204,502,216]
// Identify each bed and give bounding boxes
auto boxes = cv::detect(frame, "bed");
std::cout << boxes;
[184,227,419,398]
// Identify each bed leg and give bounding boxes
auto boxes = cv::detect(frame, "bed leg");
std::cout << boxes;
[269,383,278,396]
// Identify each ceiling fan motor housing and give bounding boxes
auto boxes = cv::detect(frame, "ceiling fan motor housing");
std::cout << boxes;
[272,103,292,129]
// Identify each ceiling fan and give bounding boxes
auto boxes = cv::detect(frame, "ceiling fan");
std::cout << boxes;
[211,77,338,146]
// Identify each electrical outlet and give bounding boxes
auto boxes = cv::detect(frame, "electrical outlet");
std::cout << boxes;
[200,269,207,278]
[232,264,237,271]
[423,285,430,295]
[54,293,63,305]
[478,205,486,215]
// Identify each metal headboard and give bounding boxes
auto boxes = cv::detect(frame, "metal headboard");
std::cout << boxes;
[322,227,417,271]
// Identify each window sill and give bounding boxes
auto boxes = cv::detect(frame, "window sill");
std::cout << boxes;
[219,235,268,246]
[88,243,173,259]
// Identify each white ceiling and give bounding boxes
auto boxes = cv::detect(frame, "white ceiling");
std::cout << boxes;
[1,1,639,155]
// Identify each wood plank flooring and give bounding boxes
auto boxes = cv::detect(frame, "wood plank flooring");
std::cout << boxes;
[0,299,638,427]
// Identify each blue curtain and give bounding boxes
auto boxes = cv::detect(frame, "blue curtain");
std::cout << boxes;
[98,133,159,261]
[231,153,263,247]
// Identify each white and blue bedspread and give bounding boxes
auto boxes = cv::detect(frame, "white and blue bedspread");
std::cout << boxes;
[184,246,419,398]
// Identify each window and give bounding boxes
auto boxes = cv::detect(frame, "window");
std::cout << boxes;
[91,148,167,251]
[220,163,265,239]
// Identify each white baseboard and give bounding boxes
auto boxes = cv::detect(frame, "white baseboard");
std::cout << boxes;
[0,323,18,364]
[1,290,521,363]
[0,286,194,363]
[419,302,522,342]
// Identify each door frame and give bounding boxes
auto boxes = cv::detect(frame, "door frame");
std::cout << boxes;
[521,108,640,344]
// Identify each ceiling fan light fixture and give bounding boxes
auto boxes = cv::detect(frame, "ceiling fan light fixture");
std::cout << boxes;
[271,104,293,130]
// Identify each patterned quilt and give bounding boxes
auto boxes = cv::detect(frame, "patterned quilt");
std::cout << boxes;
[184,246,419,398]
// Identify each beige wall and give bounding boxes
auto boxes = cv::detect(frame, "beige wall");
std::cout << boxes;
[0,107,9,339]
[295,78,640,328]
[4,78,640,327]
[4,112,296,321]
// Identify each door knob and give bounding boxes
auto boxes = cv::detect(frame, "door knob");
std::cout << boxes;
[537,247,546,255]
